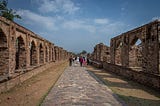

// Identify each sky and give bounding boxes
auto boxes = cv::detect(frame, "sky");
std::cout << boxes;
[8,0,160,53]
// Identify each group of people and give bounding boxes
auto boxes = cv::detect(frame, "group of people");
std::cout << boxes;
[69,56,90,67]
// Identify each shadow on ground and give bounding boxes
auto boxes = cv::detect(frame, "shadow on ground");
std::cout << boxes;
[86,65,160,106]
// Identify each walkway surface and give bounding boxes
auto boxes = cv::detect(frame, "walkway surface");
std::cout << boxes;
[42,63,125,106]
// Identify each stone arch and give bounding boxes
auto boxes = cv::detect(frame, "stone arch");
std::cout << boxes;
[115,40,122,65]
[45,46,48,62]
[54,48,57,61]
[52,48,54,61]
[129,36,142,70]
[30,40,37,66]
[0,29,9,74]
[15,36,26,69]
[49,47,51,61]
[39,43,44,64]
[129,35,142,46]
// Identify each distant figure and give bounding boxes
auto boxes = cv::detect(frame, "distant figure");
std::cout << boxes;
[83,57,86,66]
[69,56,73,66]
[79,57,83,67]
[87,58,90,65]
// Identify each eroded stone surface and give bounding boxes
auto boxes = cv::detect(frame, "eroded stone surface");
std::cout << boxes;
[42,64,124,106]
[0,16,71,81]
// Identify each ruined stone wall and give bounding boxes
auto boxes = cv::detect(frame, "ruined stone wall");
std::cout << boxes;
[103,62,160,90]
[91,43,110,63]
[91,20,160,90]
[0,17,71,81]
[110,20,160,75]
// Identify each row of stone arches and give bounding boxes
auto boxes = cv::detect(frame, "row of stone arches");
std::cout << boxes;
[0,29,56,74]
[0,30,9,74]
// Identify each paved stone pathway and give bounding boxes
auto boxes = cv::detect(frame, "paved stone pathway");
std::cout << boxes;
[42,63,125,106]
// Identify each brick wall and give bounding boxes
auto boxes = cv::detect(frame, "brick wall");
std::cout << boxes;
[103,62,160,90]
[0,16,72,81]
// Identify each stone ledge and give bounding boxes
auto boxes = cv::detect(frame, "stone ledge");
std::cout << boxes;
[0,61,64,93]
[90,60,103,68]
[103,62,160,91]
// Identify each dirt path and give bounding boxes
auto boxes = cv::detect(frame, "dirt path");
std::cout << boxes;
[0,61,68,106]
[87,66,160,106]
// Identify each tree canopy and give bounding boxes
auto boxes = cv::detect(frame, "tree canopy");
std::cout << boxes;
[0,0,21,21]
[81,50,87,54]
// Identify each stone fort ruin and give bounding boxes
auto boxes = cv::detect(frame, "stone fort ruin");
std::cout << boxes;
[90,20,160,90]
[0,16,71,82]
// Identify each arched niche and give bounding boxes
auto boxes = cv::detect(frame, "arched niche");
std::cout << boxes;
[15,36,26,69]
[39,43,44,64]
[30,40,37,66]
[0,29,9,74]
[45,46,48,62]
[52,48,54,61]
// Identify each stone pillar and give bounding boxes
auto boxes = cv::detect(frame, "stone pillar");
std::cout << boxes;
[59,47,61,61]
[110,39,115,64]
[37,42,40,65]
[57,47,60,61]
[26,34,30,68]
[49,45,52,62]
[142,24,159,74]
[52,44,55,62]
[54,46,58,61]
[121,35,129,67]
[8,24,14,77]
[43,43,46,64]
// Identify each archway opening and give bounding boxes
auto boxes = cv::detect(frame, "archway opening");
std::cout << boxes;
[0,29,9,74]
[15,36,26,70]
[39,43,44,64]
[115,42,122,65]
[49,47,51,61]
[45,47,48,62]
[52,48,54,61]
[129,38,142,71]
[54,48,57,61]
[30,41,37,66]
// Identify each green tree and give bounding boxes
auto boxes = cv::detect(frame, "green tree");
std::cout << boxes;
[0,0,21,21]
[81,50,87,54]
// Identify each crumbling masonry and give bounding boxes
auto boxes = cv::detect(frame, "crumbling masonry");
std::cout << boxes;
[91,43,110,63]
[91,20,160,90]
[0,17,71,81]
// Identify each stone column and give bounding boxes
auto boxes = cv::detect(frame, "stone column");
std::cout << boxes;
[121,35,129,67]
[8,24,15,77]
[26,34,30,68]
[52,44,55,62]
[110,39,115,64]
[54,46,58,61]
[37,42,40,65]
[142,24,159,74]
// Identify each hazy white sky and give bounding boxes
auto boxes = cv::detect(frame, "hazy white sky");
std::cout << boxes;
[9,0,160,53]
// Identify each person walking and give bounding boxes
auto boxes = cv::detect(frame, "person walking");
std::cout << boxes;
[79,57,83,67]
[69,56,73,66]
